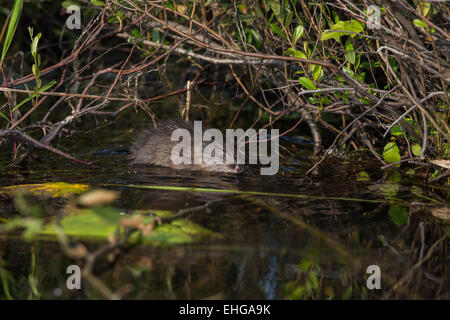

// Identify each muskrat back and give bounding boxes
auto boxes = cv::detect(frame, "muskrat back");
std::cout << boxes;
[130,120,242,173]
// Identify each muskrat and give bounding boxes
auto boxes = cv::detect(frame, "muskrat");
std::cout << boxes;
[130,120,242,173]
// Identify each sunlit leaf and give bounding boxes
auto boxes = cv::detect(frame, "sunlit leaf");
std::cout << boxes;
[411,144,421,157]
[298,77,316,90]
[321,20,364,41]
[413,19,427,28]
[293,24,304,44]
[1,0,23,61]
[383,142,401,166]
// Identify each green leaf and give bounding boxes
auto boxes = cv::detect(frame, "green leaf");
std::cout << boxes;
[312,65,322,81]
[270,23,284,38]
[293,24,304,44]
[285,11,293,28]
[413,19,427,28]
[420,2,431,17]
[269,0,281,16]
[309,272,319,289]
[1,0,24,61]
[383,142,401,166]
[151,29,161,43]
[298,77,316,90]
[411,144,421,157]
[62,1,79,8]
[31,33,41,57]
[356,171,370,181]
[90,0,105,6]
[345,50,355,64]
[0,110,10,123]
[284,48,307,60]
[345,39,355,64]
[321,19,364,41]
[12,80,56,112]
[131,29,141,38]
[249,29,262,48]
[390,124,403,137]
[342,66,354,77]
[291,286,306,299]
[388,205,408,226]
[297,259,312,270]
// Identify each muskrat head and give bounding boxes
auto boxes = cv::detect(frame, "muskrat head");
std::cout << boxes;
[130,120,246,174]
[198,138,244,174]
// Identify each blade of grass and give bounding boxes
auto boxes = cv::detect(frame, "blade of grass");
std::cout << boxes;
[102,183,404,204]
[1,0,24,62]
[0,110,10,122]
[12,80,56,112]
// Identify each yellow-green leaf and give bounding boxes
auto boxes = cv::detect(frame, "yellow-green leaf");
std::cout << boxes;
[383,142,401,166]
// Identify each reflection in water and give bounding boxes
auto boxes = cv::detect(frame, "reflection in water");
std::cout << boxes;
[0,145,448,299]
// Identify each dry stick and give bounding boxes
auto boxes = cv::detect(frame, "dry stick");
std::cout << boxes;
[382,91,446,137]
[116,27,373,101]
[379,50,450,139]
[105,45,135,100]
[228,65,277,115]
[397,0,450,40]
[305,86,398,176]
[0,87,140,102]
[430,169,450,183]
[0,129,97,167]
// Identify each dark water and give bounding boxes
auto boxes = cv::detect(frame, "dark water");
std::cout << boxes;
[0,106,448,300]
